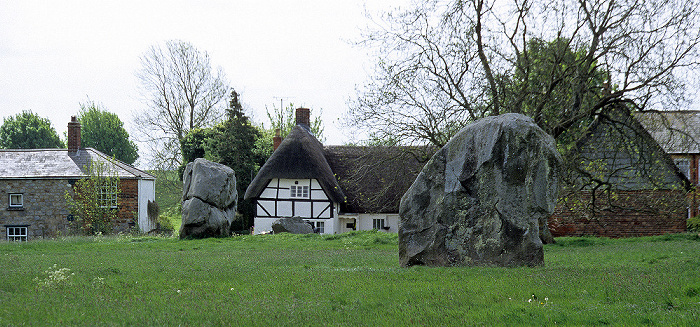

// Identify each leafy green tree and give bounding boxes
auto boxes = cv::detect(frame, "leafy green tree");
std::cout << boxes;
[78,101,139,164]
[0,111,63,149]
[65,159,121,235]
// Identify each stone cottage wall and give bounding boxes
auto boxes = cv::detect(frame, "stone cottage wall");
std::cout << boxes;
[0,178,140,240]
[549,190,687,238]
[0,179,73,240]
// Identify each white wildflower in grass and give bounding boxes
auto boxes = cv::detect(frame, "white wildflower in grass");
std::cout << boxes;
[34,264,73,288]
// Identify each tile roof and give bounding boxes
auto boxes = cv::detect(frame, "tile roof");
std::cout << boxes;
[0,148,155,180]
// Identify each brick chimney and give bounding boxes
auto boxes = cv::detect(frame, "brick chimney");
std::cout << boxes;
[295,107,310,127]
[273,128,282,151]
[67,116,81,153]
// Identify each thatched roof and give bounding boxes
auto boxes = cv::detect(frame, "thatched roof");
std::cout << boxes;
[244,125,345,203]
[324,146,433,213]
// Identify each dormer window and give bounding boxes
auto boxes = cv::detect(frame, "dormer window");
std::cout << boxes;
[9,193,23,209]
[290,183,309,198]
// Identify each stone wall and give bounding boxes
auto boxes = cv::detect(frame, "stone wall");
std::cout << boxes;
[0,179,73,239]
[0,178,140,240]
[549,190,688,237]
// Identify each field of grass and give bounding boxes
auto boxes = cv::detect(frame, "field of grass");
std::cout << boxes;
[0,231,699,326]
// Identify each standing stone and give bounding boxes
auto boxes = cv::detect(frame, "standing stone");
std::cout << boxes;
[180,158,238,238]
[399,114,561,267]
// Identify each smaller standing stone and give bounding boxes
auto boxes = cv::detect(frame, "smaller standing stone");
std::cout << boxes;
[180,158,237,238]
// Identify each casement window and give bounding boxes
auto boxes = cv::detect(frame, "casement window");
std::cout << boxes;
[674,158,690,179]
[98,179,118,209]
[290,185,309,198]
[8,193,23,208]
[6,226,28,241]
[373,218,386,230]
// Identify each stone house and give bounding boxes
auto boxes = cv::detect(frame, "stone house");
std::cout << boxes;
[244,108,429,234]
[0,117,156,241]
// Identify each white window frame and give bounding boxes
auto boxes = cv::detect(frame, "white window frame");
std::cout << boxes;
[315,221,325,233]
[98,179,118,209]
[7,226,28,241]
[8,193,23,208]
[373,218,386,230]
[674,158,690,179]
[290,185,309,198]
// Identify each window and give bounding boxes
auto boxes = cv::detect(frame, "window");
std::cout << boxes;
[8,193,23,208]
[674,158,690,179]
[7,226,28,241]
[373,218,386,230]
[314,221,325,233]
[290,185,309,198]
[98,179,118,209]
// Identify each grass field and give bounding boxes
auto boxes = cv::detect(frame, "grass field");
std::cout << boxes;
[0,231,699,326]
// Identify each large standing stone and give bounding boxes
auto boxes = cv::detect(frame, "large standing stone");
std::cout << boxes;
[399,113,561,267]
[180,158,238,238]
[271,217,314,234]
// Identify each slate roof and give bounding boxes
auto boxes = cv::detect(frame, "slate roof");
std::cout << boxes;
[244,125,346,203]
[635,110,700,154]
[0,148,155,180]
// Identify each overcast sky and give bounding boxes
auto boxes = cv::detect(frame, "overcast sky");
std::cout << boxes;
[0,0,406,166]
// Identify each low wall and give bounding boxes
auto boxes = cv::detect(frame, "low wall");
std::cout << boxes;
[549,189,687,238]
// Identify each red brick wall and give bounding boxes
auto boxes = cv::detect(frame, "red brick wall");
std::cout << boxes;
[549,189,687,238]
[115,178,138,232]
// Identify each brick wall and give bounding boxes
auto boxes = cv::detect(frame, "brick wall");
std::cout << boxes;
[549,189,688,238]
[115,178,138,232]
[0,178,140,240]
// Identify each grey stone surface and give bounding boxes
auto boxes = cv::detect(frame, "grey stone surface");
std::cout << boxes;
[399,113,561,267]
[180,158,237,238]
[271,217,314,234]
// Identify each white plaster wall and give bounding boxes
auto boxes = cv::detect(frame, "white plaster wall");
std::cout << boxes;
[137,179,156,232]
[356,213,399,233]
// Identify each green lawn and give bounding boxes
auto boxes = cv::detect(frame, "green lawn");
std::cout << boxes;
[0,232,699,326]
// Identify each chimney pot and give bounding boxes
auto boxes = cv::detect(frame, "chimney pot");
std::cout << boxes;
[67,116,81,153]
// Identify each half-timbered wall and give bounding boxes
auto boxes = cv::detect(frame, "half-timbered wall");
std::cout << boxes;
[254,178,339,234]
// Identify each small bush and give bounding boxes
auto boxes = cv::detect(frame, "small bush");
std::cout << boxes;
[687,215,700,232]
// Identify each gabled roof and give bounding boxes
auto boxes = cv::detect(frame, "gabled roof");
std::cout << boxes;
[635,110,700,154]
[0,148,155,180]
[576,106,690,191]
[325,146,433,213]
[244,125,345,203]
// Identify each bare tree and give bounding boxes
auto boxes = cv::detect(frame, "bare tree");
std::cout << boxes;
[348,0,700,146]
[135,40,229,170]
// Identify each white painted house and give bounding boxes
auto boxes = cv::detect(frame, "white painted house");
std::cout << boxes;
[245,108,431,234]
